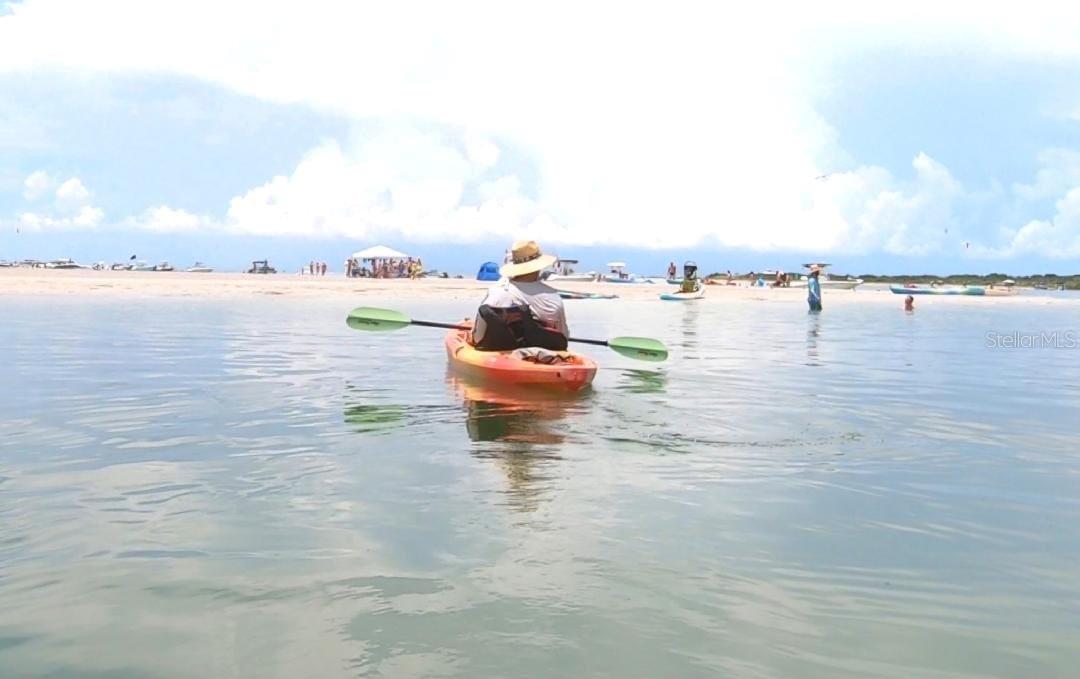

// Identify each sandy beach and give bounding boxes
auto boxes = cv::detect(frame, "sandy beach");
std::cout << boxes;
[1,267,1073,307]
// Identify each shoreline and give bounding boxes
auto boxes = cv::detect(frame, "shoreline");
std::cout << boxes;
[1,269,1075,306]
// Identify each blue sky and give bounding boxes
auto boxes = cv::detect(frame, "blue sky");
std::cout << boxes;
[2,2,1080,275]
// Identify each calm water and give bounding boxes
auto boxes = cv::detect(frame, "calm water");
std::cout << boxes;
[2,294,1079,678]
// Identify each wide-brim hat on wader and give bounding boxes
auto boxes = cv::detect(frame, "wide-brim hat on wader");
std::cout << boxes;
[500,240,557,278]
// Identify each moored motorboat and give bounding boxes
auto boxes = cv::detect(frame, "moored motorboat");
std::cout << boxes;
[246,259,277,274]
[548,272,598,282]
[49,258,88,269]
[186,262,213,273]
[601,262,653,283]
[545,258,597,282]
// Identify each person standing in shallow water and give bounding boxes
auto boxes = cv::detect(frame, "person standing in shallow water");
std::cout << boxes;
[807,264,823,312]
[667,261,677,280]
[904,295,914,312]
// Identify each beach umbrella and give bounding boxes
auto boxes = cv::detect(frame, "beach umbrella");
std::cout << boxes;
[352,245,409,260]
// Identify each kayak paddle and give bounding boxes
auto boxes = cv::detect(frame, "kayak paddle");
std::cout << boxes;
[346,307,668,362]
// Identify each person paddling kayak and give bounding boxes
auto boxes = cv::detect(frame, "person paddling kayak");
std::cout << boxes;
[807,264,823,312]
[473,240,569,351]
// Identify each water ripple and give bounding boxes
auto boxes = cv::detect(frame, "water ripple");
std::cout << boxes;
[1,297,1078,677]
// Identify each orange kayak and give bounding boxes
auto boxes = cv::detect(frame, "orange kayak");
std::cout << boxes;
[444,327,597,391]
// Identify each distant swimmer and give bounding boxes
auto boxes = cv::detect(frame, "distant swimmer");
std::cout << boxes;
[904,295,914,312]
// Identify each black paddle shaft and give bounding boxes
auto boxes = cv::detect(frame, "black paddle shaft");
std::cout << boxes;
[409,319,608,347]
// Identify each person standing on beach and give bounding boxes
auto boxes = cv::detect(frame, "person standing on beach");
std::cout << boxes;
[807,264,823,312]
[667,262,677,280]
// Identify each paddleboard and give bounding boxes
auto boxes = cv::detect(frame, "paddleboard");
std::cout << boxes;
[660,289,705,301]
[889,285,985,296]
[558,291,618,300]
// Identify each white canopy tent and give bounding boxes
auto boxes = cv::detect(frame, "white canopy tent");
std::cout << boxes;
[351,245,409,260]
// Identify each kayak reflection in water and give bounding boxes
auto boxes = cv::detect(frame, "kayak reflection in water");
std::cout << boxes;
[451,375,584,512]
[472,240,569,352]
[450,372,585,443]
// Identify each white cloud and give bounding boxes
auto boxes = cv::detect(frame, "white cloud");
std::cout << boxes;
[999,189,1080,258]
[19,205,104,231]
[54,176,90,210]
[221,128,545,243]
[2,1,1080,255]
[797,153,967,256]
[127,206,208,233]
[23,170,52,200]
[463,131,499,170]
[15,174,104,230]
[1013,149,1080,201]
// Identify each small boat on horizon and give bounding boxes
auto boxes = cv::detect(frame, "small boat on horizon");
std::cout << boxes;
[186,262,213,273]
[48,258,89,269]
[247,259,277,274]
[601,262,653,284]
[545,258,597,282]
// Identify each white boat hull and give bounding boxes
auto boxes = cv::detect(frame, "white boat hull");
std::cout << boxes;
[547,273,596,282]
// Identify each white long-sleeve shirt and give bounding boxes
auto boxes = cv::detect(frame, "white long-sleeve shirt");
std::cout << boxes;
[473,279,569,344]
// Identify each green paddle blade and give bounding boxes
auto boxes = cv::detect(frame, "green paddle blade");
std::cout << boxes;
[346,307,412,332]
[608,336,668,362]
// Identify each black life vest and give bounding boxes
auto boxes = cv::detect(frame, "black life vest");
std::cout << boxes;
[475,304,568,351]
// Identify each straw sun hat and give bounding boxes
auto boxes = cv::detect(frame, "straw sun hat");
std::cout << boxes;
[499,240,557,278]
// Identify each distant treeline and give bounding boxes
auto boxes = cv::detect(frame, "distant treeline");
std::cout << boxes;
[855,273,1080,289]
